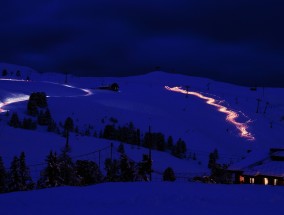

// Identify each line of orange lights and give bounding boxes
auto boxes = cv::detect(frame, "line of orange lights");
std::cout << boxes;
[165,86,255,141]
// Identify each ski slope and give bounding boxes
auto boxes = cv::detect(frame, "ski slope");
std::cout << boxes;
[1,63,284,214]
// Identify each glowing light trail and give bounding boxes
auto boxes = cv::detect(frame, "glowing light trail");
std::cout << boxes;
[0,78,93,113]
[165,86,255,141]
[0,94,29,113]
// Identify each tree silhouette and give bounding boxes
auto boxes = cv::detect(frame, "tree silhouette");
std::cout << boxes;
[163,167,176,181]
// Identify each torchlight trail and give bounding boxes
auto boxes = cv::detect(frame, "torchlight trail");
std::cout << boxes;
[165,86,255,141]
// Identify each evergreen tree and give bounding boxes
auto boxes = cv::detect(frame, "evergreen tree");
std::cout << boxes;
[104,158,120,182]
[163,167,176,182]
[8,153,33,192]
[103,124,116,139]
[8,156,21,192]
[16,70,21,77]
[9,112,21,128]
[154,132,166,151]
[27,99,38,116]
[38,151,62,188]
[58,143,78,186]
[167,136,174,151]
[22,118,37,130]
[64,117,74,132]
[119,154,135,182]
[0,156,7,193]
[172,138,187,158]
[143,132,166,151]
[47,119,57,132]
[2,69,7,76]
[75,160,102,185]
[208,149,218,169]
[37,109,52,126]
[117,142,125,154]
[19,152,34,190]
[136,154,152,181]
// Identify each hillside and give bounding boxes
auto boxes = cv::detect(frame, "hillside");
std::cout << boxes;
[1,63,284,214]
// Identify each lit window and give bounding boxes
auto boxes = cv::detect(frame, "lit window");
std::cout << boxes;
[249,178,255,184]
[274,179,278,186]
[240,176,244,183]
[264,178,269,185]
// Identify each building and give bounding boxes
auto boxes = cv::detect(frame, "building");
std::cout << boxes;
[228,148,284,186]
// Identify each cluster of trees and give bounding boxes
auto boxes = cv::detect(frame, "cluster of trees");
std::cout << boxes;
[102,122,187,158]
[27,92,48,116]
[208,149,232,184]
[1,69,21,78]
[9,92,58,132]
[0,144,171,194]
[0,152,33,193]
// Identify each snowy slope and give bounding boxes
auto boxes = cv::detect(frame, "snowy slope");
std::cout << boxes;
[1,64,284,172]
[1,182,284,215]
[1,63,284,214]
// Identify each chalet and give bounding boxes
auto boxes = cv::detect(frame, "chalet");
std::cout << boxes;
[97,83,119,92]
[228,148,284,186]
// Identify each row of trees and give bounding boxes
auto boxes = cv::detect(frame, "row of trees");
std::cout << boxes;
[0,143,176,194]
[8,91,58,132]
[102,122,187,158]
[2,69,21,78]
[207,149,231,183]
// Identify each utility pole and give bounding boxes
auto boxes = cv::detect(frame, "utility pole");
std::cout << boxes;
[185,85,190,98]
[256,98,261,113]
[110,142,113,162]
[98,150,101,169]
[263,102,269,115]
[65,72,68,84]
[149,126,152,182]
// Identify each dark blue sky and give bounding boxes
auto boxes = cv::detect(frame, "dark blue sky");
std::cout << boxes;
[1,0,284,86]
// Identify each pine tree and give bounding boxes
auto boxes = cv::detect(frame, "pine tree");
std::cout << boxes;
[75,160,102,185]
[16,70,21,77]
[2,69,7,76]
[47,119,57,132]
[167,136,174,151]
[163,167,176,182]
[136,154,152,181]
[22,118,37,130]
[0,156,7,193]
[8,156,21,192]
[104,158,120,182]
[9,112,21,128]
[8,153,33,192]
[19,152,34,190]
[172,138,187,158]
[117,143,125,154]
[58,143,78,186]
[208,149,219,169]
[119,154,135,182]
[64,117,74,132]
[38,151,62,188]
[27,99,38,116]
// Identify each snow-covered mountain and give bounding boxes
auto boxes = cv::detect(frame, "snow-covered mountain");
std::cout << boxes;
[1,63,284,214]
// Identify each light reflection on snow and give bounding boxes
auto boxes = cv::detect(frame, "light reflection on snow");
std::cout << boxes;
[0,94,29,113]
[165,86,255,141]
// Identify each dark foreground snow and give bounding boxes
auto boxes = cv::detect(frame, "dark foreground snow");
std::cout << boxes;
[0,182,284,215]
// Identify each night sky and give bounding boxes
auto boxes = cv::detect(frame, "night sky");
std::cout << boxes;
[1,1,284,86]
